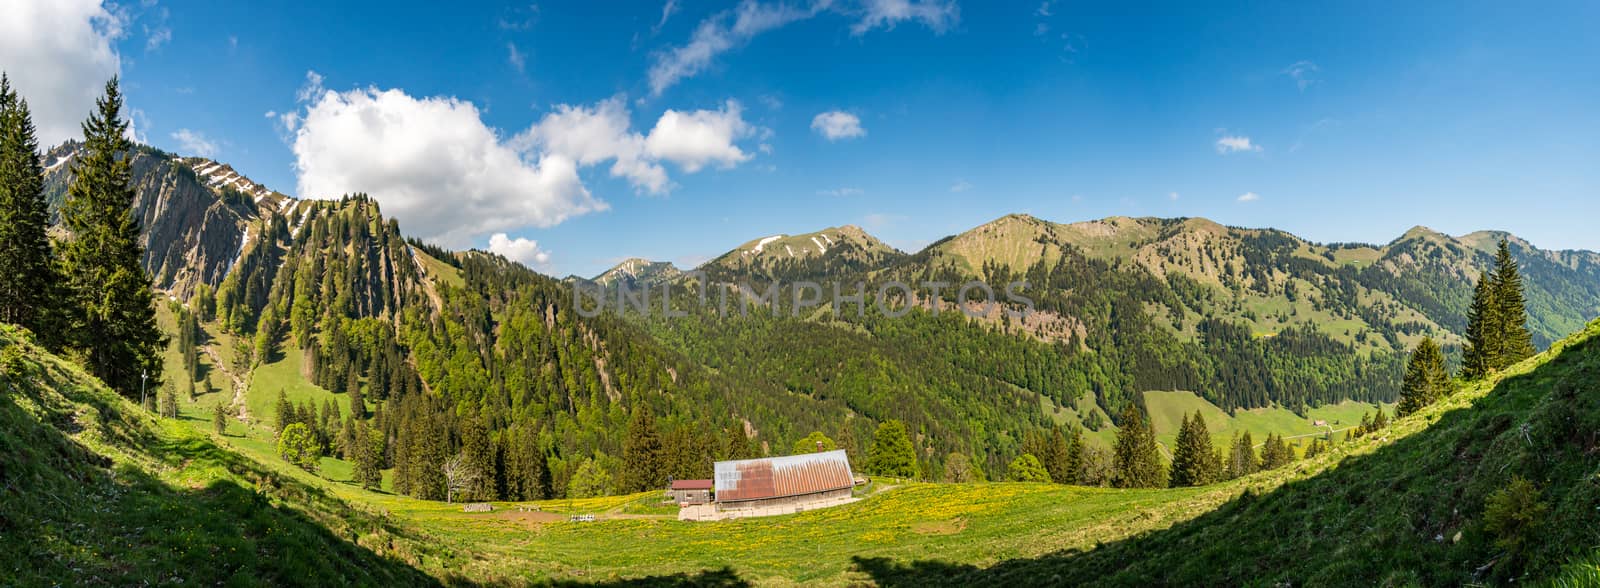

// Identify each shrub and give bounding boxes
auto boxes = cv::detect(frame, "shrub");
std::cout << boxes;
[277,423,322,473]
[1484,476,1547,555]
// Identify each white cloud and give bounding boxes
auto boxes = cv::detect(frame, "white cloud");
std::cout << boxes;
[295,70,326,103]
[1036,1,1053,17]
[851,0,959,35]
[654,0,680,32]
[1283,60,1319,91]
[286,82,607,247]
[0,0,125,148]
[644,100,754,171]
[1215,134,1261,154]
[170,128,218,157]
[648,1,821,96]
[810,110,865,141]
[1237,192,1260,202]
[126,107,149,144]
[949,180,973,192]
[1168,191,1180,200]
[488,233,552,269]
[507,43,526,73]
[516,96,669,194]
[649,0,959,95]
[817,187,864,197]
[145,26,170,51]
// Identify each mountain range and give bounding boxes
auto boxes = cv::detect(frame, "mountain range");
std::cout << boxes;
[36,142,1600,476]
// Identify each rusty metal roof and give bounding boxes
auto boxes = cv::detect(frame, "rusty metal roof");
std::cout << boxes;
[713,449,854,503]
[669,479,714,490]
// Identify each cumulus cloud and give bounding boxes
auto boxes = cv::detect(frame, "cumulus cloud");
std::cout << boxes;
[811,110,865,141]
[817,187,864,197]
[1215,134,1261,154]
[170,128,218,157]
[284,81,607,247]
[1237,192,1261,202]
[280,72,760,252]
[0,0,125,148]
[488,233,552,268]
[644,100,754,171]
[851,0,959,35]
[515,96,669,194]
[649,0,961,95]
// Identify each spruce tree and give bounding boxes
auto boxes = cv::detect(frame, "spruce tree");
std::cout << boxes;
[459,416,494,500]
[1170,411,1217,487]
[0,75,62,348]
[348,378,366,419]
[1062,426,1084,485]
[621,407,664,492]
[1461,270,1497,380]
[723,425,756,460]
[866,420,919,478]
[1398,337,1450,417]
[1111,404,1167,488]
[1490,239,1535,368]
[57,77,162,396]
[1045,428,1072,484]
[1260,433,1292,470]
[1227,432,1258,479]
[212,402,228,436]
[836,424,859,465]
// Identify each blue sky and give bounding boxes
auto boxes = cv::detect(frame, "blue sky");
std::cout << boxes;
[6,1,1599,277]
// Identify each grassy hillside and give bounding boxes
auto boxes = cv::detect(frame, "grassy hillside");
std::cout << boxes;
[0,325,450,586]
[11,313,1600,585]
[855,318,1600,586]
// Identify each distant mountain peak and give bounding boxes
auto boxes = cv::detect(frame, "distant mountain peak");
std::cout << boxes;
[593,258,681,287]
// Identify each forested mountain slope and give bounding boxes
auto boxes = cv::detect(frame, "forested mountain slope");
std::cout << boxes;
[38,143,1600,501]
[857,318,1600,586]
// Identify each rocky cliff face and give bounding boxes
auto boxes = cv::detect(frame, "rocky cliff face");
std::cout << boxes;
[42,143,287,300]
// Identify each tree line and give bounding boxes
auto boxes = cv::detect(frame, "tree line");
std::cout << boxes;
[1395,239,1534,418]
[0,74,163,399]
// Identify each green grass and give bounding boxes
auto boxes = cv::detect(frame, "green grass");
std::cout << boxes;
[12,310,1600,586]
[0,325,451,586]
[246,343,358,431]
[855,318,1600,586]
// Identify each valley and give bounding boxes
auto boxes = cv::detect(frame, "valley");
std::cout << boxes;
[4,10,1600,583]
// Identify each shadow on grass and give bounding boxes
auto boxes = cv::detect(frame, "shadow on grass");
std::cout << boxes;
[0,357,450,586]
[550,567,749,587]
[851,334,1600,587]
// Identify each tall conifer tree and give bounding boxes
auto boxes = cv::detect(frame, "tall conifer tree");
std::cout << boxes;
[57,77,162,396]
[1170,411,1218,487]
[1227,431,1258,479]
[1461,270,1497,380]
[621,407,664,492]
[1111,404,1167,488]
[0,75,62,348]
[1397,336,1450,417]
[1491,239,1535,368]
